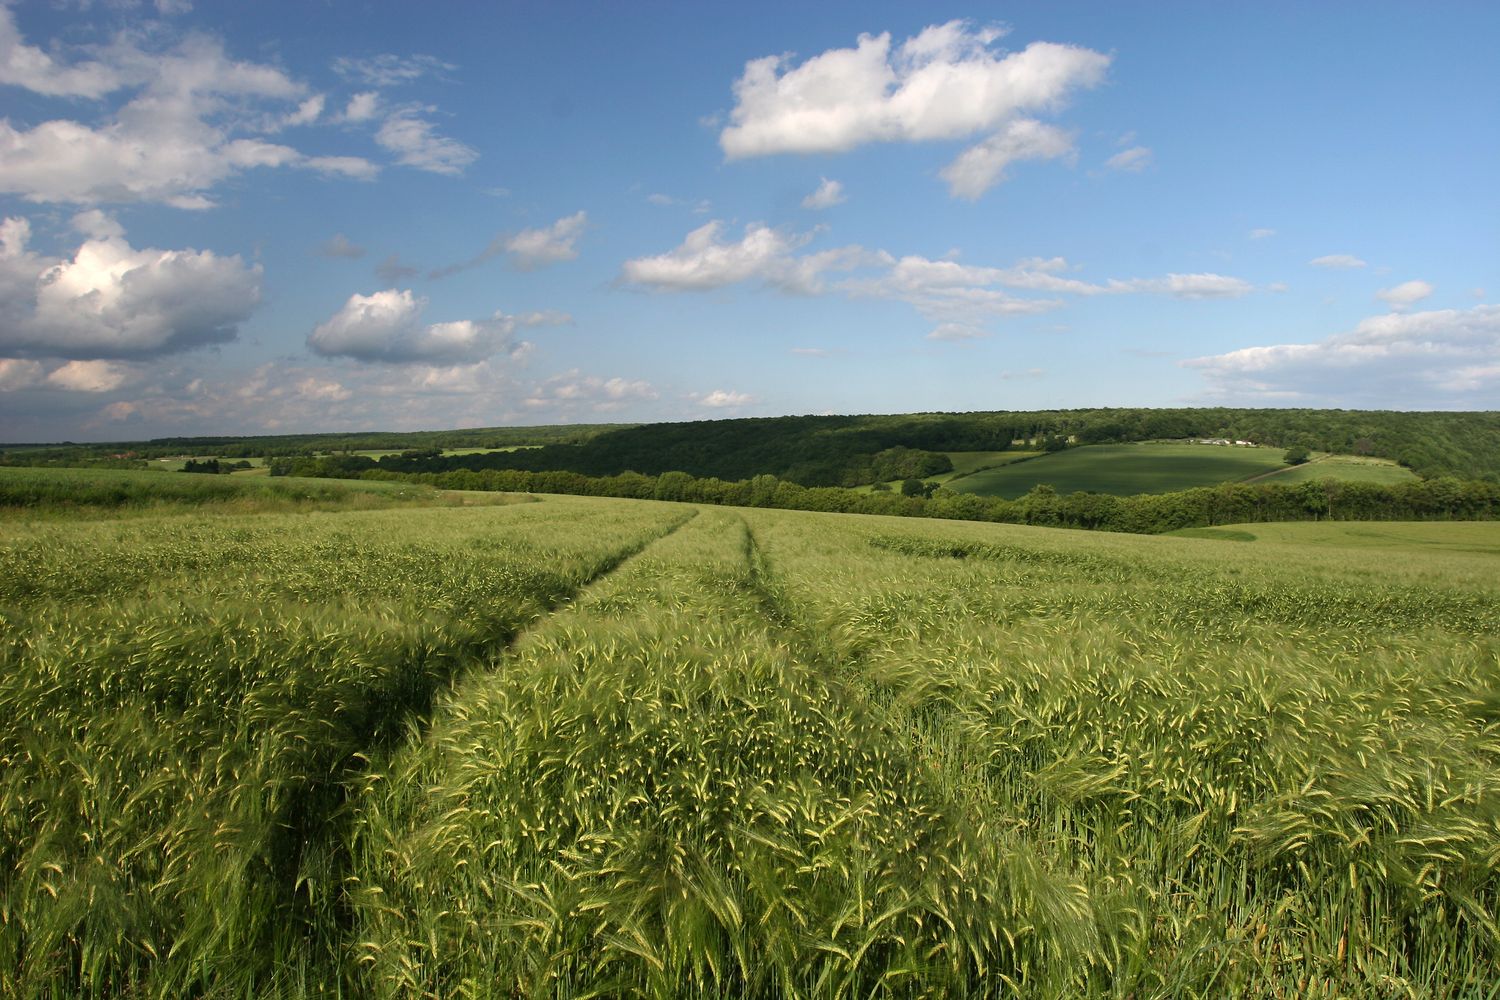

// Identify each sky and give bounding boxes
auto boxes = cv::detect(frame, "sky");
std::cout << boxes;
[0,0,1496,443]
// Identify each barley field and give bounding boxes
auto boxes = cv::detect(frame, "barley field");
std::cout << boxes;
[2,496,1496,997]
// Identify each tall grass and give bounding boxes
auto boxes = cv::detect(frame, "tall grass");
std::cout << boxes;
[749,510,1500,996]
[3,497,1496,996]
[0,466,460,516]
[0,499,687,996]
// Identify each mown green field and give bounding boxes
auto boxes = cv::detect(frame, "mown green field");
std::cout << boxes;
[949,443,1288,497]
[2,496,1497,997]
[1253,453,1419,486]
[1172,519,1500,554]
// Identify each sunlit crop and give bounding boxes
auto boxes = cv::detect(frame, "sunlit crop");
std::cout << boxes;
[2,497,1495,997]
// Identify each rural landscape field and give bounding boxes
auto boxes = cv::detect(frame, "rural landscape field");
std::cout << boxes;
[3,2,1498,997]
[2,467,1498,997]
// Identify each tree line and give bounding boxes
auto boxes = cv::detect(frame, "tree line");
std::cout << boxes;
[323,409,1500,486]
[10,408,1498,484]
[332,465,1498,535]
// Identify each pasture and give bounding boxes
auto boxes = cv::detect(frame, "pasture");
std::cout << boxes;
[948,442,1288,497]
[1173,519,1500,555]
[1,496,1496,997]
[1251,453,1419,486]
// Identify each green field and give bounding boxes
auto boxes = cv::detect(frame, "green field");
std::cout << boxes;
[0,465,472,515]
[1172,519,1500,555]
[949,442,1287,497]
[852,450,1041,493]
[1251,452,1419,486]
[3,491,1497,997]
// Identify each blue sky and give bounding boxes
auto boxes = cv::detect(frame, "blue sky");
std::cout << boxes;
[1,0,1496,441]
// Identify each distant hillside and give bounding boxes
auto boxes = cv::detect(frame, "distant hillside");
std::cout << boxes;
[0,423,627,463]
[9,409,1496,487]
[364,409,1500,486]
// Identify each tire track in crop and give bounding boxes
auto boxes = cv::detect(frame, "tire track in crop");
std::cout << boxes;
[284,506,702,982]
[513,505,700,631]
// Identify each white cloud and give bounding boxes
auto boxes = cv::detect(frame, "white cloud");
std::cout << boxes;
[791,347,830,357]
[1249,228,1276,240]
[45,359,136,392]
[307,289,556,365]
[1183,303,1500,405]
[1114,273,1253,299]
[505,211,587,269]
[801,177,846,209]
[375,105,478,175]
[71,209,125,240]
[0,216,262,359]
[343,91,380,122]
[623,223,1254,342]
[1376,279,1433,310]
[1,355,660,440]
[1104,145,1152,172]
[1309,253,1367,269]
[721,21,1108,160]
[0,21,377,206]
[695,389,755,408]
[524,370,658,412]
[283,95,325,128]
[0,357,45,391]
[0,6,129,97]
[620,220,871,294]
[319,233,366,259]
[939,118,1074,198]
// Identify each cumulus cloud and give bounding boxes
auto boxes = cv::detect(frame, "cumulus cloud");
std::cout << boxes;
[1104,145,1152,172]
[1183,303,1500,405]
[0,6,128,97]
[44,359,137,392]
[1376,279,1433,310]
[523,370,658,412]
[0,18,378,206]
[343,91,381,122]
[801,177,846,209]
[0,354,660,441]
[0,357,45,391]
[375,105,477,175]
[0,215,261,359]
[695,389,756,408]
[308,288,562,365]
[620,221,871,294]
[720,21,1107,197]
[721,22,1107,156]
[1310,253,1367,269]
[504,211,587,269]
